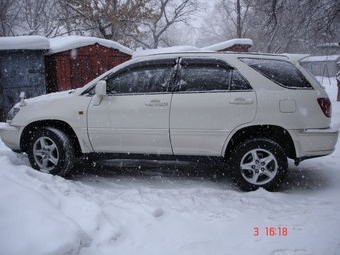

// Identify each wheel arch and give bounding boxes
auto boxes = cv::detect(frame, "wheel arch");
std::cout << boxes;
[224,125,296,160]
[20,120,82,158]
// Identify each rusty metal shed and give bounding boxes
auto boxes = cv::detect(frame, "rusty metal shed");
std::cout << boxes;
[45,36,133,93]
[0,36,49,121]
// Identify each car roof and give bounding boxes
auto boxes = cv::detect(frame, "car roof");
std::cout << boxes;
[131,51,291,62]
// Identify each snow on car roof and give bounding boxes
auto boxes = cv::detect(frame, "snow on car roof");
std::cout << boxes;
[133,45,211,58]
[48,36,133,56]
[133,39,254,58]
[202,38,253,51]
[0,36,50,50]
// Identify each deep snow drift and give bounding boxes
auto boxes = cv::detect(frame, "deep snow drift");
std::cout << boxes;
[0,78,340,255]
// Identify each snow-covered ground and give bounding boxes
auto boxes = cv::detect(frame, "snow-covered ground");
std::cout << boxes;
[1,78,340,255]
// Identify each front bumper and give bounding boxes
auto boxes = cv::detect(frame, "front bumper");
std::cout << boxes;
[291,128,339,158]
[0,122,23,152]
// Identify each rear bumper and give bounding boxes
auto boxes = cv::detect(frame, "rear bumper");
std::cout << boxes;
[0,122,22,152]
[291,128,339,158]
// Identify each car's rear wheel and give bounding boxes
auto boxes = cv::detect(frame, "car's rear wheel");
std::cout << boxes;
[27,127,75,175]
[228,138,287,191]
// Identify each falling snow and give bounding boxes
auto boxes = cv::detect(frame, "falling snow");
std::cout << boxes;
[0,77,340,255]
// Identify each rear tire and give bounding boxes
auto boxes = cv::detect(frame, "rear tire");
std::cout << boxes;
[27,127,75,176]
[228,138,287,191]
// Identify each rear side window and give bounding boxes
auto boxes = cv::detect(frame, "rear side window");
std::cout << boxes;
[239,58,312,89]
[177,58,252,92]
[178,65,231,91]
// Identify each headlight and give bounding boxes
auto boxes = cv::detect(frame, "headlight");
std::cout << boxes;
[7,108,20,123]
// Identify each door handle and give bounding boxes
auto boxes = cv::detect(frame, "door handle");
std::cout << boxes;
[145,99,168,106]
[229,98,253,105]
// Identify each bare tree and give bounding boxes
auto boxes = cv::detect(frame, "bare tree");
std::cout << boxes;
[133,0,202,49]
[247,0,340,53]
[59,0,155,47]
[20,0,62,36]
[2,0,338,54]
[198,0,252,46]
[0,0,23,36]
[199,0,339,54]
[219,0,250,38]
[0,0,68,37]
[311,0,340,44]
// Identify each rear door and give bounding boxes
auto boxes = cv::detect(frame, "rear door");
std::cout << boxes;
[170,58,257,156]
[87,59,176,154]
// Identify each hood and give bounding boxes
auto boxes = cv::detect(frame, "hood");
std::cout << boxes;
[16,90,75,108]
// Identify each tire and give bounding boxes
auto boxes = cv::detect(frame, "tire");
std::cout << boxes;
[27,127,75,176]
[228,138,287,192]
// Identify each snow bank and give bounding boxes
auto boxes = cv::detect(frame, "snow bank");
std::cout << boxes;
[0,36,50,50]
[0,174,89,255]
[0,142,120,255]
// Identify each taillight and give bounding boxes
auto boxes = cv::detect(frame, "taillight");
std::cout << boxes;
[317,98,332,117]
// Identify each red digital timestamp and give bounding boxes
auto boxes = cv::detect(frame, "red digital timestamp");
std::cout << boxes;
[254,227,288,236]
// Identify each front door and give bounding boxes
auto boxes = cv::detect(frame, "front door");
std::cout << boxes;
[87,59,176,155]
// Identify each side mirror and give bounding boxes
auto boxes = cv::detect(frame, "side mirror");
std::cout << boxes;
[19,91,27,107]
[95,80,107,96]
[92,81,107,106]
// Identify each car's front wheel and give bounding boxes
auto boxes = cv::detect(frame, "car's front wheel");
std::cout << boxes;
[228,138,287,191]
[27,127,75,175]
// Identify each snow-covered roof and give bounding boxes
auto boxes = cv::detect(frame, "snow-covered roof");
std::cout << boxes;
[301,55,340,62]
[202,38,253,51]
[316,43,340,48]
[48,36,133,55]
[0,35,133,55]
[133,45,211,58]
[0,36,50,50]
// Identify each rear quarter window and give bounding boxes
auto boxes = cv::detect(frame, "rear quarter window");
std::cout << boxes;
[239,58,313,89]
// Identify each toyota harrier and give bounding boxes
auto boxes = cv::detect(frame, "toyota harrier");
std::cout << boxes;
[0,52,338,191]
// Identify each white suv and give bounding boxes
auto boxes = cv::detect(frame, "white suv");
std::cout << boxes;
[0,52,338,191]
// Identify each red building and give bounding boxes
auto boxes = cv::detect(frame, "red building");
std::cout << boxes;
[45,36,132,93]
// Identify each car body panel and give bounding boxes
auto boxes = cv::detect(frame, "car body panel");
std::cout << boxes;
[170,91,257,156]
[2,92,93,153]
[291,128,339,158]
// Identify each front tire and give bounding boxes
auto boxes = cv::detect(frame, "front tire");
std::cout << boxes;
[27,127,75,176]
[228,138,287,191]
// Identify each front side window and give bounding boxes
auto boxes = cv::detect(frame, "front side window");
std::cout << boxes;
[107,65,172,94]
[239,58,312,89]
